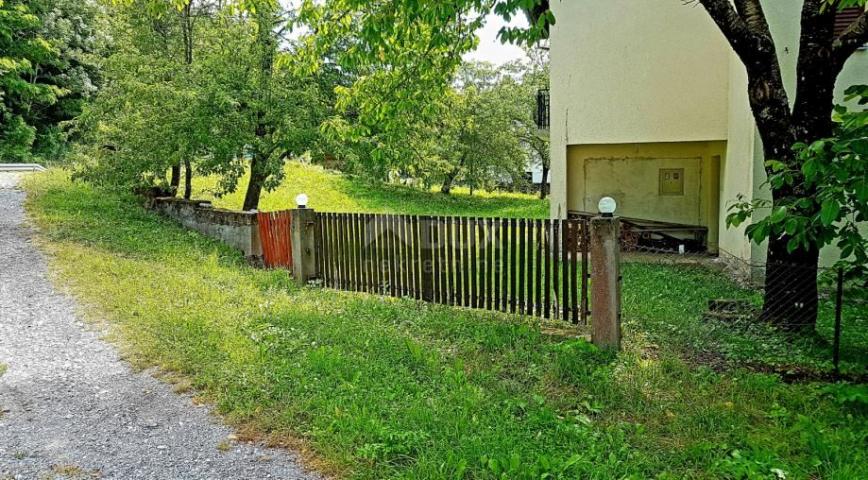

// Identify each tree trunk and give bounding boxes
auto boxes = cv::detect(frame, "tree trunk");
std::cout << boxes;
[697,0,868,332]
[761,235,819,330]
[169,164,181,195]
[183,158,192,200]
[181,2,194,202]
[440,166,461,195]
[539,163,549,199]
[242,152,267,211]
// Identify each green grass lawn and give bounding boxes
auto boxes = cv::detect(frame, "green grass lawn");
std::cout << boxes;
[24,170,868,480]
[192,162,549,218]
[622,261,868,377]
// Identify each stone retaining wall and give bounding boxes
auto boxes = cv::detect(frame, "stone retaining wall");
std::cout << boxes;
[150,197,262,259]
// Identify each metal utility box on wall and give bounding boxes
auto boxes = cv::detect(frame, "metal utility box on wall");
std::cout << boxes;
[659,168,685,196]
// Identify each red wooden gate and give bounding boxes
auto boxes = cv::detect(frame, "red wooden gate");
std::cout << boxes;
[258,211,293,269]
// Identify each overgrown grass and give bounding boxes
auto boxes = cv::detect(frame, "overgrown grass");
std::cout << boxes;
[622,261,868,376]
[24,170,868,479]
[193,162,549,218]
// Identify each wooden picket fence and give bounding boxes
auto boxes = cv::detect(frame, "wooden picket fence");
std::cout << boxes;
[315,213,590,323]
[258,211,293,269]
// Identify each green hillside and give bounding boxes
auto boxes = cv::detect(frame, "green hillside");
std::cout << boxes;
[193,162,549,218]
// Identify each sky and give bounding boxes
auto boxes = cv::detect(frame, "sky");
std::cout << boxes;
[464,12,531,65]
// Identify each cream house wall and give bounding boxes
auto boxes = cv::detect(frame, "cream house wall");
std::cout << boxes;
[551,0,868,266]
[548,0,731,219]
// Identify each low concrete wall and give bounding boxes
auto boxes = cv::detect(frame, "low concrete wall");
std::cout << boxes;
[150,198,262,259]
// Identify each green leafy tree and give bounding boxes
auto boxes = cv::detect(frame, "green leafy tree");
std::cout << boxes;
[0,0,101,162]
[501,48,550,198]
[436,61,540,196]
[76,0,326,210]
[73,0,204,194]
[295,0,549,173]
[29,0,104,161]
[729,85,868,278]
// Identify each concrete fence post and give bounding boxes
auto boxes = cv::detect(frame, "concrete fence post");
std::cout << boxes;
[590,216,622,351]
[291,208,319,286]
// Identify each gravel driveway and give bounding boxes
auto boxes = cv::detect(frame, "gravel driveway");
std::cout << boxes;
[0,173,320,480]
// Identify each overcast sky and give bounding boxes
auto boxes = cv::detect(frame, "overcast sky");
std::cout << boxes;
[464,12,530,65]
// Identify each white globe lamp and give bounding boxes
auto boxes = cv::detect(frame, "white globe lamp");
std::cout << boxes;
[598,197,617,218]
[295,193,309,209]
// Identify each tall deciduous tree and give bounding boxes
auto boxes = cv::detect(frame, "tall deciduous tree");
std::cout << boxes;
[697,0,868,329]
[436,62,527,195]
[76,0,326,207]
[0,0,102,162]
[296,0,546,171]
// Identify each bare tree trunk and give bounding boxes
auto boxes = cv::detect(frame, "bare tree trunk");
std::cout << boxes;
[441,155,466,195]
[539,163,549,200]
[440,167,461,195]
[169,164,181,195]
[181,1,194,199]
[762,237,820,330]
[183,158,192,200]
[242,152,267,211]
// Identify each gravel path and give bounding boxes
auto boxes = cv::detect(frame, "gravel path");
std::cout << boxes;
[0,173,321,480]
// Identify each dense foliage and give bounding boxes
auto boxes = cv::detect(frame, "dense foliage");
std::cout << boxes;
[66,0,548,208]
[73,0,328,207]
[0,0,102,162]
[729,85,868,275]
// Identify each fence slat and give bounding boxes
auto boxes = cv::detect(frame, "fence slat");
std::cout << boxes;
[394,215,404,296]
[478,218,491,310]
[358,213,367,292]
[570,219,579,324]
[316,213,326,285]
[385,215,395,296]
[517,219,526,315]
[402,216,424,300]
[342,213,351,291]
[509,218,517,314]
[446,217,455,306]
[460,217,469,307]
[330,213,338,288]
[440,217,448,304]
[562,219,570,321]
[469,218,478,309]
[490,219,498,311]
[349,213,358,291]
[543,219,551,318]
[581,219,589,324]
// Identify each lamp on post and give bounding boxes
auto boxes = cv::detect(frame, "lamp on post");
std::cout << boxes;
[291,193,317,285]
[598,196,617,218]
[295,193,309,209]
[591,195,621,351]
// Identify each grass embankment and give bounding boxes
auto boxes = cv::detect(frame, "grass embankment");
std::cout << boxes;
[193,162,549,218]
[24,170,868,480]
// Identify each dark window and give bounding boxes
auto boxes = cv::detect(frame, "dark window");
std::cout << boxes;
[835,7,863,37]
[536,89,550,130]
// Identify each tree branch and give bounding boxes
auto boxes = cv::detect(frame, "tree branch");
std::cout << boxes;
[834,10,868,65]
[733,0,772,38]
[697,0,774,60]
